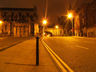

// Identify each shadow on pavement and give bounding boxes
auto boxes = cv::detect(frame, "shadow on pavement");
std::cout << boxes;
[0,41,23,52]
[0,37,33,52]
[5,62,36,66]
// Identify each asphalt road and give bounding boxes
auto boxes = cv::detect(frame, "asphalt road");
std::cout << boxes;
[44,37,96,72]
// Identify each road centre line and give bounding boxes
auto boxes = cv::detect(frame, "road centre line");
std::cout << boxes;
[41,40,74,72]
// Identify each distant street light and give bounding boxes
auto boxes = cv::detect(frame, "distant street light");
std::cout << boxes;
[0,20,3,25]
[55,25,59,36]
[42,19,47,36]
[42,19,47,25]
[67,12,74,36]
[0,20,3,34]
[67,13,73,19]
[55,25,59,29]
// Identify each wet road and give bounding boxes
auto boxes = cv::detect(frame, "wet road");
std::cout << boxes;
[44,37,96,72]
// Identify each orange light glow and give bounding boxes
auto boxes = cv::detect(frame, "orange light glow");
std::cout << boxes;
[67,13,73,19]
[42,19,47,25]
[0,20,3,25]
[55,25,59,29]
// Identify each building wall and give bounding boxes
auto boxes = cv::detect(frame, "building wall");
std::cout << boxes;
[87,0,96,37]
[13,22,29,37]
[0,21,10,36]
[78,5,88,36]
[0,8,38,37]
[87,0,96,28]
[34,24,39,36]
[78,0,96,37]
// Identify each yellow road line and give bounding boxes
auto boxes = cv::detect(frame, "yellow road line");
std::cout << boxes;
[44,43,67,72]
[41,40,74,72]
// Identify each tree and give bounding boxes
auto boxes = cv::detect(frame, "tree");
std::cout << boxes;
[58,16,72,35]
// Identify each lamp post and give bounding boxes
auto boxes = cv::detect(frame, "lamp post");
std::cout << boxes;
[0,20,3,34]
[0,21,3,25]
[67,12,74,36]
[55,25,59,36]
[42,19,47,37]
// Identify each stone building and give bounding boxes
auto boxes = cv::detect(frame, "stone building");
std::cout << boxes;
[0,7,38,37]
[86,0,96,37]
[74,14,80,36]
[78,0,96,37]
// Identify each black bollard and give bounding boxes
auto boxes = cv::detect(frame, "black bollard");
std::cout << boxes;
[36,37,39,66]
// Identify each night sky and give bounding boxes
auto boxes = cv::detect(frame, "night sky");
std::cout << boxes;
[0,0,93,24]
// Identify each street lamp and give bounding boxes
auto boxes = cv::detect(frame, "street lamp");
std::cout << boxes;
[42,19,47,36]
[42,19,47,25]
[0,20,3,34]
[67,13,73,19]
[67,12,74,36]
[55,25,59,29]
[0,20,3,25]
[55,25,59,36]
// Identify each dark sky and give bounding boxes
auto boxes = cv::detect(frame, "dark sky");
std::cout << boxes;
[0,0,93,24]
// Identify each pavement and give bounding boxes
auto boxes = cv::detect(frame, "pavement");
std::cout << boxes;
[0,37,31,50]
[0,37,59,72]
[44,37,96,72]
[72,36,96,40]
[0,37,7,40]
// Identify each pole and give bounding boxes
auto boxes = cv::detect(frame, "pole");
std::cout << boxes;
[36,36,39,66]
[45,0,48,18]
[43,25,45,37]
[57,28,58,36]
[72,18,74,36]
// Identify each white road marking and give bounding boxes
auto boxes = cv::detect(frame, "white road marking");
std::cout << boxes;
[75,45,89,50]
[41,40,74,72]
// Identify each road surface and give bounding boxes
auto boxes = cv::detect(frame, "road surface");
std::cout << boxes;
[44,37,96,72]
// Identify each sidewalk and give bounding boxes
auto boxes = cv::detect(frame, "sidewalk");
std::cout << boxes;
[0,37,7,40]
[0,38,59,72]
[0,37,31,50]
[72,36,96,40]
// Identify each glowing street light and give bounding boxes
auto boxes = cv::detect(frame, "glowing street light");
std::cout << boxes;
[67,12,74,35]
[55,25,59,29]
[55,25,59,36]
[42,19,47,37]
[67,13,73,19]
[0,20,3,34]
[42,19,47,25]
[0,20,3,25]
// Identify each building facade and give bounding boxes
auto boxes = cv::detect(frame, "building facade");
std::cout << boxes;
[86,0,96,37]
[74,14,80,36]
[78,0,96,37]
[0,7,38,37]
